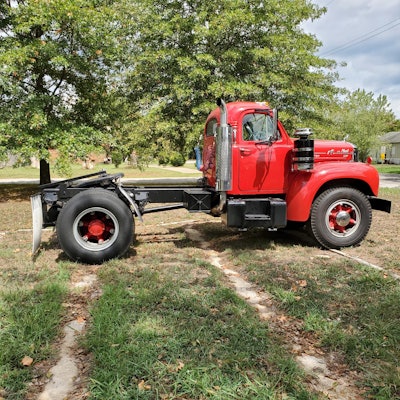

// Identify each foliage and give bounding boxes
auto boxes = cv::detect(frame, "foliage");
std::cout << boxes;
[125,0,340,157]
[0,0,134,180]
[169,151,186,166]
[338,90,396,161]
[2,0,397,174]
[316,90,396,161]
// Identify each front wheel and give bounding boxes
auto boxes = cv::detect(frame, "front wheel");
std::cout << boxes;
[309,187,372,249]
[57,189,134,264]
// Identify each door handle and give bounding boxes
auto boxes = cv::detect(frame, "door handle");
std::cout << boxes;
[240,148,253,156]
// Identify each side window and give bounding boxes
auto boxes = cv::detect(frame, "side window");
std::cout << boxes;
[242,113,276,141]
[206,118,217,137]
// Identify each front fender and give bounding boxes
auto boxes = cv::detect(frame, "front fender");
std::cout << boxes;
[286,162,380,222]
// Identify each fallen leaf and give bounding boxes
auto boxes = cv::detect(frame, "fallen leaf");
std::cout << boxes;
[166,360,185,373]
[21,356,33,367]
[176,360,185,371]
[138,380,151,391]
[298,280,307,288]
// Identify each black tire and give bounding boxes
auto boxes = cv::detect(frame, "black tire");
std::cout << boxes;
[56,189,134,264]
[309,187,371,249]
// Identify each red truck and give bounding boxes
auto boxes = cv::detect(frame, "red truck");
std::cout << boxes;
[31,99,391,264]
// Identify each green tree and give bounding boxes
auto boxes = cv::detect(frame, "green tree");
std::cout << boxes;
[334,90,396,161]
[0,0,132,183]
[125,0,340,160]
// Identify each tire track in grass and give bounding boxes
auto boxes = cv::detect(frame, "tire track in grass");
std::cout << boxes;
[329,248,400,280]
[185,226,365,400]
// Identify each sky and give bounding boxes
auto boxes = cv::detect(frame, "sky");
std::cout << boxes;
[302,0,400,118]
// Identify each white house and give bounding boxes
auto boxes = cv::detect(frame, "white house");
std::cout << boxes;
[378,131,400,164]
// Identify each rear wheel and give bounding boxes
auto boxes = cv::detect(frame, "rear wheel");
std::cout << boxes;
[309,187,371,249]
[57,189,134,264]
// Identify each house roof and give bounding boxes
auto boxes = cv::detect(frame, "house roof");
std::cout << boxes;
[380,131,400,144]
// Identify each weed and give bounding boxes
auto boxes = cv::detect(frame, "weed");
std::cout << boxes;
[235,240,400,398]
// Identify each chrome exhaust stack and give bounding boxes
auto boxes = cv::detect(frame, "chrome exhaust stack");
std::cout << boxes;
[215,98,232,193]
[214,99,232,214]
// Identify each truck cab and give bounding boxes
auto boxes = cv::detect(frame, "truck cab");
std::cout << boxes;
[202,101,293,195]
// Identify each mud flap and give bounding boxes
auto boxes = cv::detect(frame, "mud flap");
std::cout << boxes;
[31,194,43,255]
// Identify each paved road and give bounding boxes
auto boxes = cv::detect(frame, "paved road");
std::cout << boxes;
[1,173,400,188]
[379,173,400,188]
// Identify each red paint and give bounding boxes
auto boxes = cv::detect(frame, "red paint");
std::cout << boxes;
[88,219,106,237]
[78,212,115,242]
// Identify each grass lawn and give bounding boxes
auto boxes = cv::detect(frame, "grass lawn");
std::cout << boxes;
[0,184,399,399]
[0,161,201,180]
[0,189,315,399]
[374,163,400,174]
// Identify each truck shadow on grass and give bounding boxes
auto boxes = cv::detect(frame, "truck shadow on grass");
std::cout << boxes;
[34,232,139,264]
[34,222,318,265]
[167,222,319,252]
[0,185,38,203]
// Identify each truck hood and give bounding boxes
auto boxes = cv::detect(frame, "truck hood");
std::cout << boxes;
[313,140,356,162]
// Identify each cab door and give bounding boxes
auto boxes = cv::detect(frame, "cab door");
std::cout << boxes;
[237,112,292,194]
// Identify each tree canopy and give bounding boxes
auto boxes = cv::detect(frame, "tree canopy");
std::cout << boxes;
[125,0,340,159]
[335,90,396,161]
[0,0,133,183]
[1,0,397,180]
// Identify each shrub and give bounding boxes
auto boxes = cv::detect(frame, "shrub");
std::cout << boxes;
[169,151,185,167]
[158,151,170,165]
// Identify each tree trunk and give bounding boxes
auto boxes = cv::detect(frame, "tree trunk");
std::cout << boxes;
[40,159,51,185]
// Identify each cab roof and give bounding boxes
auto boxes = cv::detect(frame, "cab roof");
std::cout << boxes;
[207,101,271,123]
